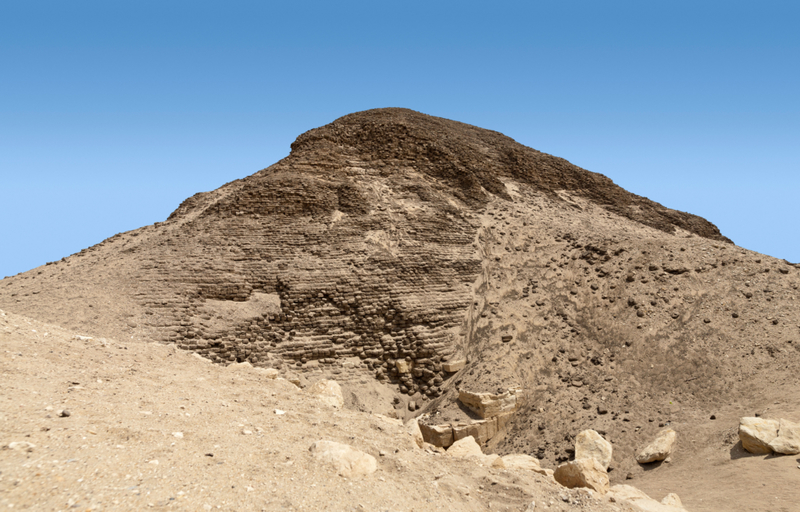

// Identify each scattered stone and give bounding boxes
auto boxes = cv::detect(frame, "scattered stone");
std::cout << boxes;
[172,432,184,439]
[57,409,70,418]
[553,458,609,494]
[575,429,612,470]
[309,440,377,478]
[446,436,483,458]
[636,429,676,463]
[307,379,344,408]
[739,417,779,454]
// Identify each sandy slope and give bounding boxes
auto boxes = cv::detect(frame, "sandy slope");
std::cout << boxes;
[1,308,634,512]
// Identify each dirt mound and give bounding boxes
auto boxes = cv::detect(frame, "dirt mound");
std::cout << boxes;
[1,108,799,510]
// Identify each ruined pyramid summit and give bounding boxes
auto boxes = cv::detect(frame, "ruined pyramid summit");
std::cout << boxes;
[2,108,797,472]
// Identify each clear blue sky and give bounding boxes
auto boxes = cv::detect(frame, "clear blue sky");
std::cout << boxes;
[2,1,798,278]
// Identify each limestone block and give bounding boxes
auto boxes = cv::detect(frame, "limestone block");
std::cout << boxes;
[396,359,413,374]
[607,485,687,512]
[419,422,454,448]
[404,418,424,449]
[496,411,515,430]
[307,379,344,408]
[452,417,497,445]
[636,429,676,463]
[768,418,800,455]
[739,417,779,454]
[553,458,609,494]
[500,454,550,476]
[308,440,377,478]
[442,359,466,373]
[575,429,613,470]
[446,435,483,457]
[458,388,522,419]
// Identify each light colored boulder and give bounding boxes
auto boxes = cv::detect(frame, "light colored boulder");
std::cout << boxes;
[636,429,677,463]
[308,440,377,478]
[768,418,800,455]
[575,429,613,470]
[553,458,609,494]
[307,379,344,408]
[446,435,483,457]
[405,418,424,449]
[501,454,550,476]
[739,417,779,454]
[458,388,522,419]
[419,422,454,447]
[442,359,466,373]
[607,485,687,511]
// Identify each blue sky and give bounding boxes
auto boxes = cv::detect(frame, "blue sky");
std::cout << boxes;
[1,1,798,277]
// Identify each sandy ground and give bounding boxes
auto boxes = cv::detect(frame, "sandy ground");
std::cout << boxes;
[1,308,637,512]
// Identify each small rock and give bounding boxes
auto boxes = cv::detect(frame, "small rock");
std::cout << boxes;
[309,440,377,478]
[6,442,35,452]
[172,432,184,439]
[274,409,286,415]
[637,429,676,464]
[57,410,71,418]
[408,401,416,412]
[442,359,466,373]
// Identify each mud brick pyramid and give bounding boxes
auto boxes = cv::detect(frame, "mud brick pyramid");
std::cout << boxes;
[2,108,798,472]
